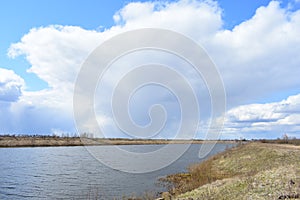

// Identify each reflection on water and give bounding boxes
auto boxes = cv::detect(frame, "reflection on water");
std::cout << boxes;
[0,144,234,199]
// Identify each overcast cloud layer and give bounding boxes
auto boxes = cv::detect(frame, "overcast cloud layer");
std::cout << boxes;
[1,0,299,139]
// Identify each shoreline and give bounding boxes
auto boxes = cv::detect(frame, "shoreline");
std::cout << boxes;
[159,142,300,200]
[0,136,238,148]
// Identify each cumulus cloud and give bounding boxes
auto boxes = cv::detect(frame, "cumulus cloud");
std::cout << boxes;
[3,0,300,138]
[223,93,300,138]
[0,68,76,134]
[210,1,300,105]
[0,68,24,102]
[8,25,102,90]
[113,0,222,40]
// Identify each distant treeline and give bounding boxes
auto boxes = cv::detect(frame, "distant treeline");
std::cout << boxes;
[0,134,298,145]
[0,132,99,138]
[258,134,300,146]
[0,134,79,138]
[0,134,236,140]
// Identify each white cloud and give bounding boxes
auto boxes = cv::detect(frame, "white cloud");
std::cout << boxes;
[3,0,300,138]
[223,93,300,138]
[0,68,24,102]
[210,1,300,105]
[8,25,102,89]
[114,0,222,40]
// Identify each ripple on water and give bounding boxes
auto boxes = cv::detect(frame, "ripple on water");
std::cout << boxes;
[0,144,234,199]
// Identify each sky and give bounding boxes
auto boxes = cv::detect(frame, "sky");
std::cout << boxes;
[0,0,300,139]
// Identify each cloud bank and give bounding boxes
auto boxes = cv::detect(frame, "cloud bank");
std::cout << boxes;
[1,0,300,138]
[223,93,300,139]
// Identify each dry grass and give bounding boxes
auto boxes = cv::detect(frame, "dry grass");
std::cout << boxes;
[160,142,300,199]
[0,135,236,147]
[260,138,300,146]
[0,135,84,147]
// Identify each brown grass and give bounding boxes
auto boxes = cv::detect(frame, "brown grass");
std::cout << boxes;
[0,135,237,147]
[260,138,300,146]
[160,142,300,199]
[160,145,237,195]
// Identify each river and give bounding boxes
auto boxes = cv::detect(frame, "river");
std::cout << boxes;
[0,143,234,199]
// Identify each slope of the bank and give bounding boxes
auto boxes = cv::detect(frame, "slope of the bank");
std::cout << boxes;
[162,142,300,200]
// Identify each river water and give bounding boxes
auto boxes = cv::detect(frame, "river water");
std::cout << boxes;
[0,143,234,199]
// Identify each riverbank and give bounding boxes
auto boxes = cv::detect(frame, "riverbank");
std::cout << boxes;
[0,135,237,147]
[160,142,300,200]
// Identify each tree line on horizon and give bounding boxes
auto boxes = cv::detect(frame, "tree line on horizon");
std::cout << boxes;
[0,133,299,144]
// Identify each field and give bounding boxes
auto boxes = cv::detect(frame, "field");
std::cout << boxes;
[0,135,236,147]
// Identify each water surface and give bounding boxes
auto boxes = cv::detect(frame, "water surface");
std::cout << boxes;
[0,144,234,199]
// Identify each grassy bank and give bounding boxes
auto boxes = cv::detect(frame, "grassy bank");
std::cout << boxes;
[161,142,300,200]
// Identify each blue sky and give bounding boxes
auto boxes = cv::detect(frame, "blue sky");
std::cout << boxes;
[0,0,300,139]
